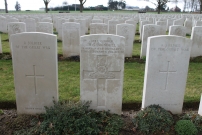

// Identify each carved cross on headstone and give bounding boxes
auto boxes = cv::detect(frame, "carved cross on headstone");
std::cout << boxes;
[159,61,177,91]
[83,55,121,107]
[26,65,44,95]
[69,32,75,46]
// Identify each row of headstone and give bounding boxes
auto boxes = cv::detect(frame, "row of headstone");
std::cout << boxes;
[10,31,201,115]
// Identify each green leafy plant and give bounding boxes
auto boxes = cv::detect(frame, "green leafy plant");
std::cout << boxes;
[175,120,198,135]
[15,101,123,135]
[0,109,3,115]
[132,104,174,134]
[181,113,202,132]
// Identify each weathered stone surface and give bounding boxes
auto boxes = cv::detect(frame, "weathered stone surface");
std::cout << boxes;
[116,23,134,57]
[62,22,80,57]
[156,21,167,32]
[184,20,192,34]
[80,34,125,115]
[140,24,166,58]
[190,26,202,57]
[75,19,86,36]
[195,21,202,26]
[142,35,191,114]
[0,16,8,33]
[169,25,186,37]
[90,23,107,34]
[108,20,119,34]
[24,18,36,32]
[36,22,53,34]
[11,32,58,114]
[8,22,26,38]
[92,19,103,23]
[125,20,137,37]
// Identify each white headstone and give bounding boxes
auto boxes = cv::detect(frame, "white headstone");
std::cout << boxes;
[8,22,26,38]
[169,25,186,37]
[11,32,58,114]
[75,19,86,36]
[156,21,167,32]
[90,23,108,34]
[195,21,202,26]
[116,23,135,57]
[173,18,184,26]
[0,16,8,33]
[184,20,192,34]
[24,18,36,32]
[190,26,202,57]
[199,94,202,116]
[36,22,53,34]
[80,34,125,115]
[140,24,166,58]
[108,20,119,34]
[142,35,192,114]
[125,20,137,37]
[57,18,69,40]
[140,21,151,40]
[62,22,80,57]
[92,19,103,23]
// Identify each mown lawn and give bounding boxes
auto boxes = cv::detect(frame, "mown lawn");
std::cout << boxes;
[0,24,201,105]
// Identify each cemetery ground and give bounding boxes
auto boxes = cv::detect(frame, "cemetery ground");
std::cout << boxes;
[0,26,202,134]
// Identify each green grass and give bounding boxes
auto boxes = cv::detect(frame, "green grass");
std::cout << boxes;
[0,23,201,105]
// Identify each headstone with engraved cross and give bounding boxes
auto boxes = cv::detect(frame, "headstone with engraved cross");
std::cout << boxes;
[80,35,125,115]
[62,22,80,57]
[142,35,192,114]
[11,32,58,114]
[190,26,202,57]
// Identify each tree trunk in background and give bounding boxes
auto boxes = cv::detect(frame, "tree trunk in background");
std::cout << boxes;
[200,4,202,14]
[45,4,48,13]
[80,2,83,12]
[158,1,161,14]
[4,0,8,13]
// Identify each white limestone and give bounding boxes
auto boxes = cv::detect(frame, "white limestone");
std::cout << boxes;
[195,21,202,26]
[11,32,58,114]
[199,94,202,116]
[90,23,108,34]
[184,20,192,34]
[140,20,151,40]
[156,21,167,32]
[190,26,202,57]
[0,16,8,33]
[36,22,53,34]
[92,19,103,23]
[57,18,69,40]
[116,23,135,57]
[62,22,80,57]
[108,20,119,34]
[142,35,192,114]
[140,24,166,58]
[75,19,86,36]
[169,25,186,37]
[24,18,36,32]
[80,34,125,115]
[125,20,137,37]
